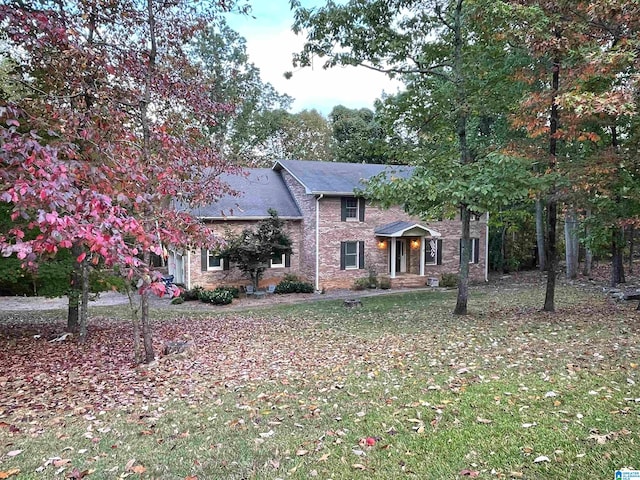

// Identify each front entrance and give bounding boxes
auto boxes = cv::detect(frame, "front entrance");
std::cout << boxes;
[395,239,407,273]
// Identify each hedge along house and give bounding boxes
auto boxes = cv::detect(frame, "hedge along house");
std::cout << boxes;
[169,159,488,291]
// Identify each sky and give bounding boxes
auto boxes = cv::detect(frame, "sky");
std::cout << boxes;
[224,0,403,116]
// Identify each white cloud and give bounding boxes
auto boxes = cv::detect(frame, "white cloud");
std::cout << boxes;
[240,28,403,115]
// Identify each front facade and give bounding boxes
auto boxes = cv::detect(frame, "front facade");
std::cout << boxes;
[170,160,488,291]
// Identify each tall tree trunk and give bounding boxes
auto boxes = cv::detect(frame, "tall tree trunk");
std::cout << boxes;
[67,244,82,333]
[452,0,471,316]
[141,251,155,363]
[611,227,625,287]
[543,49,561,312]
[79,257,89,343]
[582,209,593,277]
[126,285,143,364]
[455,206,471,315]
[627,226,634,275]
[564,209,578,279]
[535,198,546,271]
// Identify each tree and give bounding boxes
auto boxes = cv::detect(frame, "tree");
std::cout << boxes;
[292,0,532,314]
[224,210,293,290]
[254,109,334,162]
[329,105,394,164]
[193,20,293,165]
[1,0,242,361]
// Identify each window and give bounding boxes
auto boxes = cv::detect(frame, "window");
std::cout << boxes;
[270,252,291,268]
[270,253,285,268]
[340,241,365,270]
[341,197,365,222]
[208,251,224,271]
[425,239,443,265]
[201,248,228,272]
[459,238,480,264]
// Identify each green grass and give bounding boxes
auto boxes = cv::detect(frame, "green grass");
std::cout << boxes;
[0,282,638,479]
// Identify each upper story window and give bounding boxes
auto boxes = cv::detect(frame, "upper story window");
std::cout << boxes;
[341,197,365,222]
[270,253,285,268]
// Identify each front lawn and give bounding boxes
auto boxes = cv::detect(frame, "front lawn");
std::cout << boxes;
[0,282,638,479]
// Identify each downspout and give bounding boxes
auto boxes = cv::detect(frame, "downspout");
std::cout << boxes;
[315,194,324,291]
[186,250,191,290]
[485,212,489,282]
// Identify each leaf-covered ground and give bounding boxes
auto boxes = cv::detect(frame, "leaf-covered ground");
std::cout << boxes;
[0,278,638,479]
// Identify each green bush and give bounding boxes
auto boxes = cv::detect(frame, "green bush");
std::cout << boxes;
[214,285,240,298]
[182,285,205,301]
[440,273,458,288]
[170,296,185,305]
[352,277,370,291]
[274,280,314,294]
[379,277,391,289]
[199,289,234,305]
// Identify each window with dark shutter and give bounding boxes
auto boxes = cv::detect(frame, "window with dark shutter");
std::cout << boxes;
[340,241,361,269]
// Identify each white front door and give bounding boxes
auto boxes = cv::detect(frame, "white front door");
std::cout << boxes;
[395,239,407,273]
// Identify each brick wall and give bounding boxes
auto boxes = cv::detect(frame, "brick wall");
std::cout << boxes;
[314,197,487,290]
[187,219,303,290]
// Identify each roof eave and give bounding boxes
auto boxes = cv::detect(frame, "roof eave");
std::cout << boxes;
[199,216,303,221]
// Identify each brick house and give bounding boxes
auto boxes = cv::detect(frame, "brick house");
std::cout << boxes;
[168,159,488,291]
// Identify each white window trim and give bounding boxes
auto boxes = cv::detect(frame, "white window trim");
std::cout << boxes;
[344,241,359,270]
[425,239,438,266]
[468,238,479,264]
[345,197,359,222]
[270,253,286,268]
[207,250,224,271]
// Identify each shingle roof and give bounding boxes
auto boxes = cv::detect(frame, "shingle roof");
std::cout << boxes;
[273,159,413,195]
[375,221,441,237]
[190,168,302,219]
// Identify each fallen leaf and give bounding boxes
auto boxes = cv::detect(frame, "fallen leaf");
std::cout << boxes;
[54,459,71,467]
[6,450,22,457]
[318,453,330,462]
[131,465,146,474]
[476,417,492,424]
[296,449,308,456]
[352,463,366,470]
[533,455,550,463]
[66,468,90,479]
[509,472,524,478]
[459,469,479,477]
[185,476,198,480]
[0,469,20,479]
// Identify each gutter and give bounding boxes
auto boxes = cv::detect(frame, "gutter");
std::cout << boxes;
[315,194,324,291]
[197,216,304,221]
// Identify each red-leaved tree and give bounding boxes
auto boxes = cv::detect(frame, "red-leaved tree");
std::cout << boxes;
[0,0,245,362]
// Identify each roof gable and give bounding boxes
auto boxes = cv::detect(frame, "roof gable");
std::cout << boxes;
[190,168,302,219]
[273,159,413,195]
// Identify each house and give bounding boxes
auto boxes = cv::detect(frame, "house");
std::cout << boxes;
[168,159,488,291]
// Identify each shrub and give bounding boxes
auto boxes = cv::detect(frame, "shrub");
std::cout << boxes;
[274,280,314,294]
[379,277,391,289]
[182,285,205,301]
[283,273,300,282]
[214,285,240,298]
[440,273,458,288]
[199,289,234,305]
[171,296,185,305]
[352,277,370,291]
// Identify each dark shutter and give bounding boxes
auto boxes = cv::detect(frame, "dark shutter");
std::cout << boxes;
[358,198,365,222]
[285,253,291,268]
[459,239,462,265]
[201,249,208,271]
[223,255,230,271]
[341,197,347,221]
[436,239,443,265]
[340,242,346,270]
[358,241,365,269]
[473,238,480,264]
